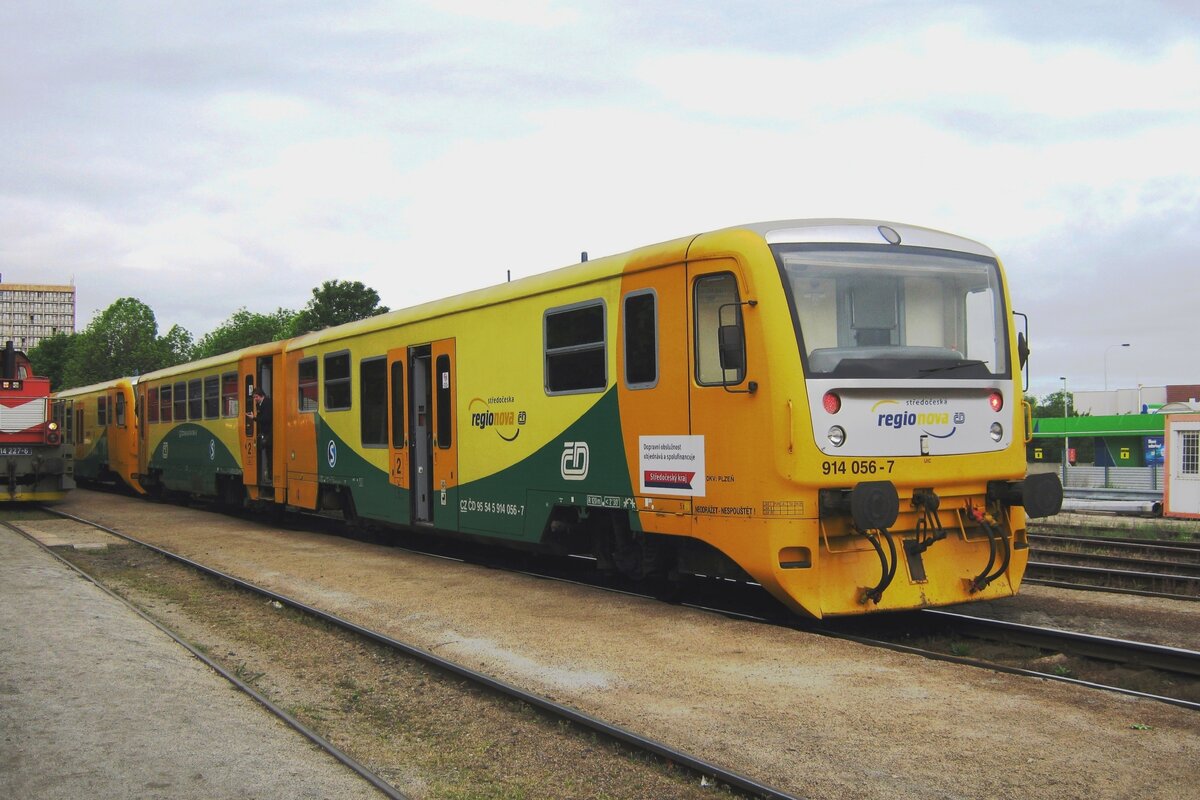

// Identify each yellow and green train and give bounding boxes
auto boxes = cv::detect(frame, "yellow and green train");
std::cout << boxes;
[59,219,1062,617]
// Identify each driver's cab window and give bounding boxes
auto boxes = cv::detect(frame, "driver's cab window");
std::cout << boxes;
[694,272,744,385]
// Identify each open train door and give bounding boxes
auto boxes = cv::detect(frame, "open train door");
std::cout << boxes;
[239,351,284,503]
[406,339,457,528]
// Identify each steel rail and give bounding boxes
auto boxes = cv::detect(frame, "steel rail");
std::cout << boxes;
[1030,550,1200,577]
[1029,532,1200,553]
[37,506,802,800]
[1027,559,1200,594]
[920,609,1200,678]
[3,520,408,800]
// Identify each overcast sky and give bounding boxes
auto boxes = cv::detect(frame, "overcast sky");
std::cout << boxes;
[3,1,1198,397]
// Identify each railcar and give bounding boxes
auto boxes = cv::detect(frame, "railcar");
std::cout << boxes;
[135,341,286,506]
[0,341,74,501]
[54,377,142,494]
[77,219,1063,618]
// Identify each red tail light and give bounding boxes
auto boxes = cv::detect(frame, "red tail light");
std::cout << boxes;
[823,391,842,414]
[988,391,1004,412]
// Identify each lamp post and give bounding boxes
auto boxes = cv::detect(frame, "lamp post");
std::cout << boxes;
[1060,376,1069,484]
[1104,342,1131,391]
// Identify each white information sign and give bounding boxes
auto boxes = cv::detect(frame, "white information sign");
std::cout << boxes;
[639,435,705,497]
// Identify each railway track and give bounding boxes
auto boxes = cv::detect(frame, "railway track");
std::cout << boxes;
[1027,532,1200,599]
[28,505,800,800]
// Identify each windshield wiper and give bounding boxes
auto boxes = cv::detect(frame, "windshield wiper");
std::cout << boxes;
[918,360,989,375]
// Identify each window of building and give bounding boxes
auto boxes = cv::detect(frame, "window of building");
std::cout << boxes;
[203,375,220,419]
[221,373,238,417]
[324,351,351,411]
[147,387,159,423]
[623,290,658,389]
[160,384,173,423]
[544,300,606,394]
[360,357,387,447]
[298,358,318,413]
[187,379,202,420]
[694,272,745,386]
[173,381,187,421]
[1182,430,1200,476]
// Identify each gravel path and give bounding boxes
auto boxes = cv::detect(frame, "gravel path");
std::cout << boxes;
[54,490,1200,800]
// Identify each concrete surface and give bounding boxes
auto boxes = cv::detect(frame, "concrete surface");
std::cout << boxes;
[0,527,383,800]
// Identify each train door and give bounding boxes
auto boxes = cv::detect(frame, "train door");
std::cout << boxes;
[239,353,282,500]
[407,338,458,527]
[618,264,692,525]
[409,346,433,523]
[687,260,754,512]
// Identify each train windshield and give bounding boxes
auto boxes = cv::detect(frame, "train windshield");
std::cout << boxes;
[773,245,1008,379]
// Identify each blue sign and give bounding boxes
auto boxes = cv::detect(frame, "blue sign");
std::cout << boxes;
[1145,436,1164,466]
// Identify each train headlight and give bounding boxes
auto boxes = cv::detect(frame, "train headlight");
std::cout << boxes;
[48,421,59,431]
[988,391,1003,412]
[989,422,1003,442]
[828,426,846,447]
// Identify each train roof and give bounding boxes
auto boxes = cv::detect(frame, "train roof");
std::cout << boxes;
[286,218,996,350]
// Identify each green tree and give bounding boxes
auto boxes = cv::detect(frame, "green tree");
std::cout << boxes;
[61,298,190,388]
[193,307,298,359]
[26,332,77,391]
[289,280,389,336]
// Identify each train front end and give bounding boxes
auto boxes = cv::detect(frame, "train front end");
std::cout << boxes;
[760,222,1060,616]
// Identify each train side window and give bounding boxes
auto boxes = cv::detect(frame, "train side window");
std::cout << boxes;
[544,300,606,394]
[173,381,187,421]
[221,372,238,417]
[623,290,658,389]
[390,361,404,447]
[203,376,220,419]
[360,357,387,447]
[97,396,108,427]
[76,408,83,438]
[694,272,746,386]
[115,392,127,427]
[298,358,318,413]
[147,387,159,423]
[324,351,351,411]
[435,354,452,449]
[160,384,173,422]
[187,378,202,420]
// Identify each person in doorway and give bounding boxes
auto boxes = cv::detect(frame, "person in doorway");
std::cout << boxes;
[246,387,272,482]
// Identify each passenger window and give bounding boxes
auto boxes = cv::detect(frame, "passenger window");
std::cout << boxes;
[221,373,238,417]
[623,291,657,389]
[173,381,187,421]
[298,358,318,413]
[390,361,405,447]
[324,351,351,411]
[694,273,745,385]
[545,301,606,394]
[435,354,452,449]
[97,396,108,426]
[203,376,219,419]
[360,357,387,447]
[187,379,202,420]
[160,385,173,423]
[147,388,159,423]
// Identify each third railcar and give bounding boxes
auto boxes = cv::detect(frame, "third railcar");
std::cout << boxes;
[72,219,1062,617]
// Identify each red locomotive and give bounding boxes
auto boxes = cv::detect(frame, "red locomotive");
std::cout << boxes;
[0,341,73,501]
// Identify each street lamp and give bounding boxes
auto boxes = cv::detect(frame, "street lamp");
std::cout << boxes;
[1060,376,1069,481]
[1104,342,1131,391]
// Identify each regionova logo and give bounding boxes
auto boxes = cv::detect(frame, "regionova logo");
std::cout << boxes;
[468,396,524,442]
[871,399,959,439]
